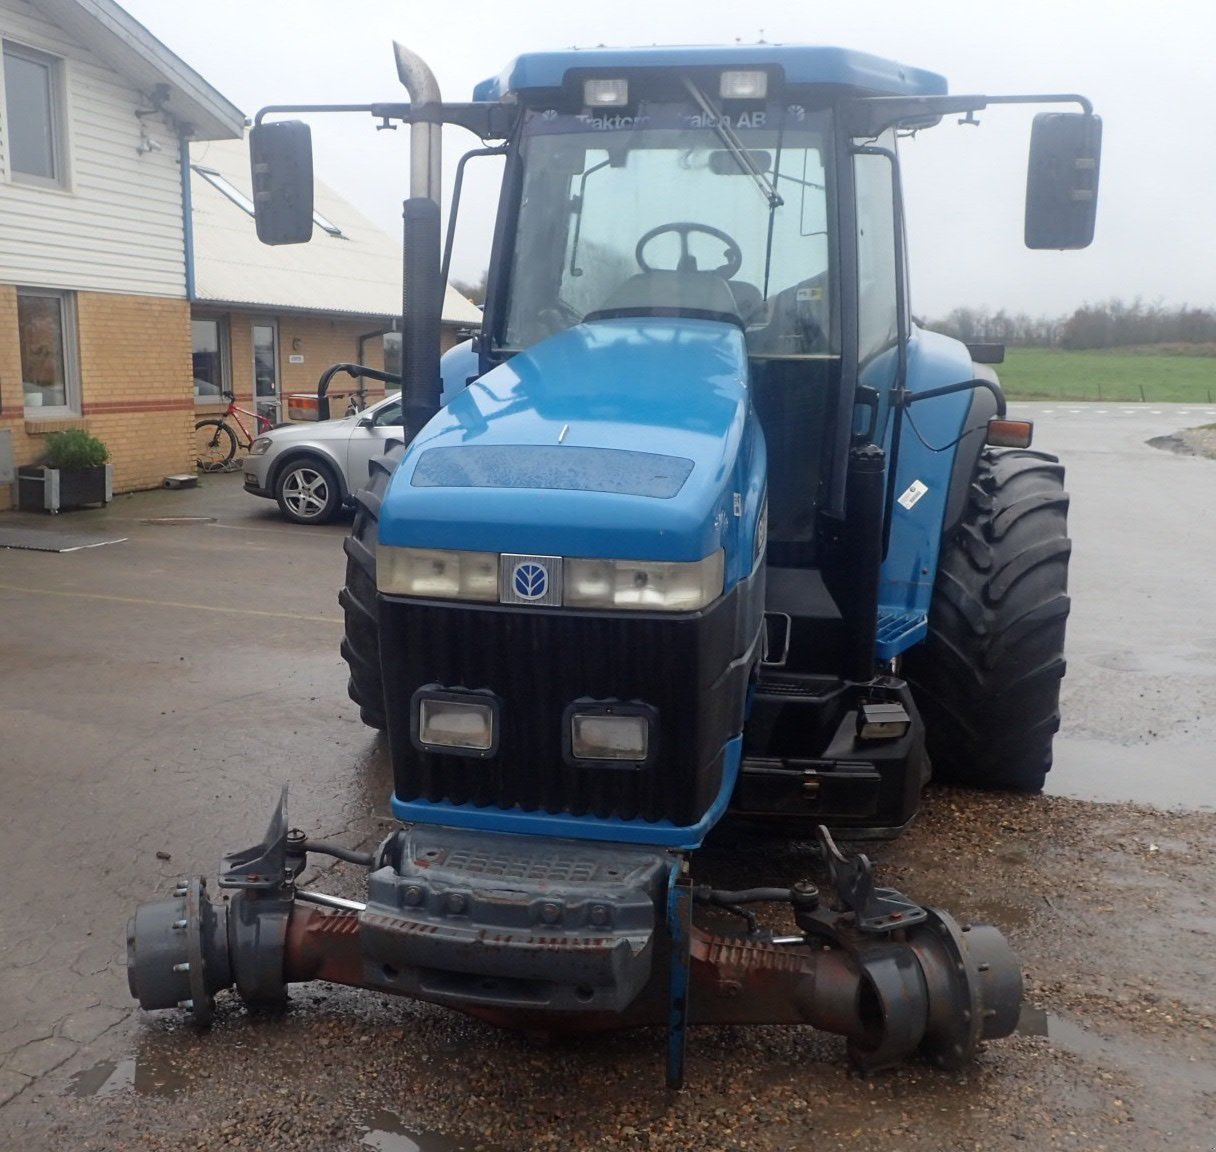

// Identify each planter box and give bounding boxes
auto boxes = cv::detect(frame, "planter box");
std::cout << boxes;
[17,464,113,513]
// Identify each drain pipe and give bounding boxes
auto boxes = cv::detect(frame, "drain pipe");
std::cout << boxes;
[394,43,444,441]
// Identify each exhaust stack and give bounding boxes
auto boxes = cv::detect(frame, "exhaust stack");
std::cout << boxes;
[394,42,444,438]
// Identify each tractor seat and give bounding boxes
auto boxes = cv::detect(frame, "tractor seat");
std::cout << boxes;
[727,280,765,324]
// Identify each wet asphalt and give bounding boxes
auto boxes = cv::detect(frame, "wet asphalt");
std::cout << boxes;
[0,401,1213,1148]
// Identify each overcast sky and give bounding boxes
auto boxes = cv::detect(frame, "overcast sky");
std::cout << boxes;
[120,0,1216,320]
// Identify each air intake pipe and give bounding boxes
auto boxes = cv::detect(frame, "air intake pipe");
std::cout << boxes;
[394,43,444,440]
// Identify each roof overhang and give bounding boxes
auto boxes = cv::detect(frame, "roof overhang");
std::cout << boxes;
[191,300,479,327]
[34,0,245,139]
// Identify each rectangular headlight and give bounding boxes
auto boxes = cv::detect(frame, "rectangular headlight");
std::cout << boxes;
[564,551,723,612]
[571,714,648,760]
[413,689,498,756]
[564,701,656,766]
[378,545,498,601]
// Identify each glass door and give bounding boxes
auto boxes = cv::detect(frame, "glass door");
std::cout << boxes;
[251,321,280,425]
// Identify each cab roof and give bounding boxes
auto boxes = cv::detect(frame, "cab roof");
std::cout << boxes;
[473,44,947,103]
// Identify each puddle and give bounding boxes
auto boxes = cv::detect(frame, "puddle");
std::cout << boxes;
[68,1055,188,1099]
[1048,737,1216,810]
[1017,1006,1106,1058]
[1018,1007,1216,1094]
[360,1109,470,1152]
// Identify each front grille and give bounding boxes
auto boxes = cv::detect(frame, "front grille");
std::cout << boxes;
[380,580,758,828]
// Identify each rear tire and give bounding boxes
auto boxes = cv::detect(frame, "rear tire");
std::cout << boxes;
[195,420,236,471]
[903,449,1071,792]
[338,446,404,731]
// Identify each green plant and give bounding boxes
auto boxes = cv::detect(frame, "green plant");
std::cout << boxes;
[43,428,109,470]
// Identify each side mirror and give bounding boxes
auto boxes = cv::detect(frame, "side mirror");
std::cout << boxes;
[249,121,315,245]
[1025,112,1101,250]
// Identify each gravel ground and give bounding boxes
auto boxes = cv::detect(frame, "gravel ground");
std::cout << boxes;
[3,415,1213,1151]
[7,787,1214,1152]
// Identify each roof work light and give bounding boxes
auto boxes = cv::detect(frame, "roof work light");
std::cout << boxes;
[583,78,629,107]
[720,70,768,99]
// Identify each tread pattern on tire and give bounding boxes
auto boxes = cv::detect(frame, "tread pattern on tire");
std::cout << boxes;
[337,447,402,731]
[903,448,1071,792]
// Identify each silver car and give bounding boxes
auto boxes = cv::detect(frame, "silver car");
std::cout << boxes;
[243,393,403,524]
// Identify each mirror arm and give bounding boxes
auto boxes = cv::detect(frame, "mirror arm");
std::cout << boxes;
[254,102,516,141]
[845,92,1094,137]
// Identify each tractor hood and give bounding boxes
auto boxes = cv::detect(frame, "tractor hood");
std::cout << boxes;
[379,317,764,576]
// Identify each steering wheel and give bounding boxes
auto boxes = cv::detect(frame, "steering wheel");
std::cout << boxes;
[635,222,743,279]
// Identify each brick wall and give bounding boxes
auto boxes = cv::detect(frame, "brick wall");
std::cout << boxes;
[0,286,194,505]
[77,293,194,491]
[1,293,480,508]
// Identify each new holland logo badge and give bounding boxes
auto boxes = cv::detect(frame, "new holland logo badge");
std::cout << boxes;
[513,562,548,600]
[500,554,562,607]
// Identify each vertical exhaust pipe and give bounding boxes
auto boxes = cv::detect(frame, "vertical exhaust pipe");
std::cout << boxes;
[394,43,444,439]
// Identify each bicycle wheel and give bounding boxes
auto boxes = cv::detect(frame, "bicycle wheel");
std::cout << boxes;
[195,419,237,471]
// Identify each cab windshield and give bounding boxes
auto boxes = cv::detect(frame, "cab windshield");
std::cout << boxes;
[501,99,834,358]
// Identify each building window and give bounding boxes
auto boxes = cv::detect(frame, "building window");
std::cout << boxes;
[192,163,342,236]
[18,289,78,414]
[3,42,66,188]
[312,208,343,237]
[192,165,256,214]
[192,317,227,402]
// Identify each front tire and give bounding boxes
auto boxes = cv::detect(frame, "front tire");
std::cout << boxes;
[195,420,236,471]
[274,458,342,525]
[903,449,1071,792]
[337,446,404,730]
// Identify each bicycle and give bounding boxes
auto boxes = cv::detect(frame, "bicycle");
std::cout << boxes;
[195,391,275,471]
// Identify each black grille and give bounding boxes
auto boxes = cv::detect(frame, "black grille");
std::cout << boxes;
[381,578,760,828]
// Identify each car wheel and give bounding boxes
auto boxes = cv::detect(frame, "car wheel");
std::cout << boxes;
[274,458,343,525]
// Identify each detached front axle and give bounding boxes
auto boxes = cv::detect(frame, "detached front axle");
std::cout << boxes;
[127,790,1021,1086]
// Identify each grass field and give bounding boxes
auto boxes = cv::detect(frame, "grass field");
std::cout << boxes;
[997,346,1216,403]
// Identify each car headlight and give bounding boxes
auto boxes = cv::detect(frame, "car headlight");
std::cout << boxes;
[378,545,499,601]
[248,437,273,456]
[564,551,723,612]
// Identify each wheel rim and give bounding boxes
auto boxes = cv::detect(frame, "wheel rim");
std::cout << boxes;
[282,466,332,521]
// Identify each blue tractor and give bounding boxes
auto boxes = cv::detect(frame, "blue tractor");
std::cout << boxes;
[127,43,1100,1086]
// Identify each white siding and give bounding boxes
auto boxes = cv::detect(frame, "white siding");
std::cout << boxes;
[0,0,186,297]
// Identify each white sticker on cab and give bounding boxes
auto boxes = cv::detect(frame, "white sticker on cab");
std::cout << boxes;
[897,480,929,510]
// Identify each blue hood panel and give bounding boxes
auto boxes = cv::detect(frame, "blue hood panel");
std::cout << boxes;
[381,318,761,574]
